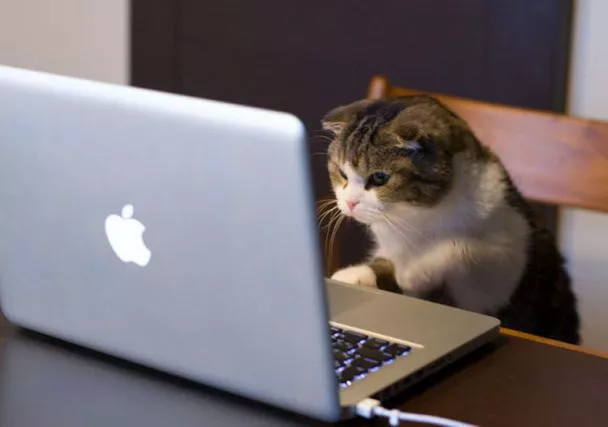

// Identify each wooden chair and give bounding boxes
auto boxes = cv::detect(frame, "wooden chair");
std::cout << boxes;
[368,75,608,213]
[365,75,608,355]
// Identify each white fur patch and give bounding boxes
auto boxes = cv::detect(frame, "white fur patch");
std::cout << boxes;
[333,162,384,224]
[368,156,529,314]
[331,264,377,288]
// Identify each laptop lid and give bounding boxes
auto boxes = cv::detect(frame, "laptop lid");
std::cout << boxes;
[0,66,341,421]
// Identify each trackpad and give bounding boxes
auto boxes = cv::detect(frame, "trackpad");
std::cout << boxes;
[326,280,427,346]
[325,279,379,318]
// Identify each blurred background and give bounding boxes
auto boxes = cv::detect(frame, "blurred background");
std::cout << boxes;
[1,0,606,351]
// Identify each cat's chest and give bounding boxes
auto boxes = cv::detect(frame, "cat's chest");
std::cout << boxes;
[370,223,436,260]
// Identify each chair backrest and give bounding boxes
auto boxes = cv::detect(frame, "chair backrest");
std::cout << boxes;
[367,75,608,213]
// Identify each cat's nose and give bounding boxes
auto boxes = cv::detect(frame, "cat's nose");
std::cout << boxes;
[346,200,359,211]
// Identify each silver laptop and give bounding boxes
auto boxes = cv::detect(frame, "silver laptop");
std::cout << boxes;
[0,65,499,422]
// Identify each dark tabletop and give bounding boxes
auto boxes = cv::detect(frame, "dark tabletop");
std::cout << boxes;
[2,312,608,427]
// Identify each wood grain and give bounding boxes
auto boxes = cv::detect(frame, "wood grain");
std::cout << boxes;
[369,75,608,213]
[501,327,608,359]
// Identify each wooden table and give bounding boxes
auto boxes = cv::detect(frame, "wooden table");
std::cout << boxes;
[1,312,607,427]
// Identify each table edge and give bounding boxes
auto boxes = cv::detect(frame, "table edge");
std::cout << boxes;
[500,327,608,359]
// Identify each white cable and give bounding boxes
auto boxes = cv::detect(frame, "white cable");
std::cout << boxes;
[356,398,478,427]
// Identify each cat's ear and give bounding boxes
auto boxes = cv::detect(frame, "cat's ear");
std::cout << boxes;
[389,123,432,156]
[391,123,419,142]
[322,100,371,135]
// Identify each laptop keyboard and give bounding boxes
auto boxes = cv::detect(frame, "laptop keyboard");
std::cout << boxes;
[331,326,411,388]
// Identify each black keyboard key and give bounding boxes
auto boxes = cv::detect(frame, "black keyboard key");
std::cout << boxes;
[351,357,381,371]
[338,366,367,383]
[342,331,368,344]
[334,351,355,367]
[333,350,351,363]
[338,367,356,383]
[333,340,357,353]
[332,341,347,352]
[384,344,412,357]
[334,360,344,370]
[364,338,389,350]
[355,346,394,363]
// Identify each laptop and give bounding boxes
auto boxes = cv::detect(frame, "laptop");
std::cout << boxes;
[0,65,499,422]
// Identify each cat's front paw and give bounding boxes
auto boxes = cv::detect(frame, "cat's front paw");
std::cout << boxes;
[396,266,437,295]
[331,265,377,288]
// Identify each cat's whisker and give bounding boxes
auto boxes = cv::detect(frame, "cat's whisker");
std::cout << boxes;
[317,205,336,215]
[317,197,336,204]
[380,212,416,257]
[318,207,340,228]
[323,206,345,254]
[317,200,338,215]
[319,206,339,228]
[316,199,336,208]
[309,133,334,145]
[324,211,343,253]
[328,214,346,263]
[321,210,342,233]
[311,133,333,141]
[316,199,337,212]
[383,212,428,242]
[310,128,332,136]
[352,208,381,224]
[385,216,419,236]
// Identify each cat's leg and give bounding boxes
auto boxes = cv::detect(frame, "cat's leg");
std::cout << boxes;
[393,248,450,300]
[368,257,403,294]
[395,239,522,314]
[330,257,401,290]
[421,282,457,307]
[330,264,377,287]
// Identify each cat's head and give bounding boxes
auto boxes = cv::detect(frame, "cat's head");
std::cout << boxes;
[322,96,483,224]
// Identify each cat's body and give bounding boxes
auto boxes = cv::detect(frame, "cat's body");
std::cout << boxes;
[322,96,580,344]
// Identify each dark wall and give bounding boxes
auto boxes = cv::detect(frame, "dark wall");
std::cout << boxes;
[132,0,573,269]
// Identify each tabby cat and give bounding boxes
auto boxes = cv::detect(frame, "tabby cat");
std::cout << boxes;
[321,95,580,344]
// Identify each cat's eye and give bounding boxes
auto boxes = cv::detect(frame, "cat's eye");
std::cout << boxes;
[338,169,347,180]
[402,146,419,157]
[368,172,390,187]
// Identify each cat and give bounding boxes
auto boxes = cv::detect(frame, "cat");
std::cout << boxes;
[321,95,580,345]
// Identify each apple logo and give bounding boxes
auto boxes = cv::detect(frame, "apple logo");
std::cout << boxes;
[105,204,151,267]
